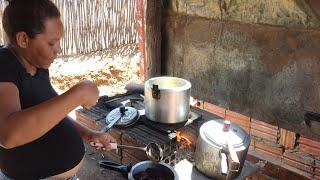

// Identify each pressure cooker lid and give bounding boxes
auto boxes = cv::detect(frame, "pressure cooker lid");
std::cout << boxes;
[201,120,249,149]
[106,106,139,127]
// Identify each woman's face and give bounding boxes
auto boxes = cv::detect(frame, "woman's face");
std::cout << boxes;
[26,17,63,69]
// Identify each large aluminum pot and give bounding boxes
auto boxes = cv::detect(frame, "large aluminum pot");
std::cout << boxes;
[144,76,191,124]
[195,120,250,179]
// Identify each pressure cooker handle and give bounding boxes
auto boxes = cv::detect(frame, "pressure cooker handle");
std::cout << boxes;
[220,151,228,175]
[151,84,161,99]
[222,120,240,179]
[99,160,131,175]
[219,143,241,178]
[227,139,240,168]
[226,139,240,180]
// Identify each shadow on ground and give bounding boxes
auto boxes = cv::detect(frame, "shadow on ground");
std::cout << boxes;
[77,142,127,180]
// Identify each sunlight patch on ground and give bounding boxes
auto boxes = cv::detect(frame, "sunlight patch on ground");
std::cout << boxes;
[49,44,142,119]
[50,44,142,97]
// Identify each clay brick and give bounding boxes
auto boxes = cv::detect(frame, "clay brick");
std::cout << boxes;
[315,175,320,180]
[316,160,320,176]
[279,128,296,149]
[283,151,315,166]
[103,151,122,164]
[122,150,143,165]
[251,124,279,136]
[254,147,282,161]
[282,151,314,174]
[299,144,320,157]
[297,136,320,157]
[250,138,255,149]
[278,169,313,180]
[76,113,101,131]
[237,125,250,134]
[251,118,278,130]
[191,98,204,109]
[299,136,320,149]
[254,140,283,160]
[226,110,250,122]
[250,119,279,143]
[226,110,251,133]
[316,168,320,176]
[251,129,278,143]
[203,102,226,118]
[121,134,146,160]
[247,150,313,180]
[108,129,122,143]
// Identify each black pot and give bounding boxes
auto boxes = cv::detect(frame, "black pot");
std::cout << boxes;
[99,160,179,180]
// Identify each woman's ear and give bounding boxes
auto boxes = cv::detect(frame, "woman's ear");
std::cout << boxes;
[15,32,29,48]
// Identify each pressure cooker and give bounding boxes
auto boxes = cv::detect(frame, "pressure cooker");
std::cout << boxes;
[195,120,250,179]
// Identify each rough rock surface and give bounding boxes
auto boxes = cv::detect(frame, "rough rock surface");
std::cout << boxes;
[167,0,320,28]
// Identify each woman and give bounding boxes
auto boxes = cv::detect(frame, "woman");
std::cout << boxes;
[0,0,116,179]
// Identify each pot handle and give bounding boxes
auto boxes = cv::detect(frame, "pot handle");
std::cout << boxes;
[99,160,131,175]
[226,139,240,173]
[220,141,241,178]
[222,121,240,179]
[151,84,161,99]
[220,151,228,175]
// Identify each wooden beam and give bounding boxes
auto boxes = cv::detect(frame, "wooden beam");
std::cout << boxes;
[145,0,162,79]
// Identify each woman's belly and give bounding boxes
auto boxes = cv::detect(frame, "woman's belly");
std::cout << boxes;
[0,118,85,179]
[51,157,84,179]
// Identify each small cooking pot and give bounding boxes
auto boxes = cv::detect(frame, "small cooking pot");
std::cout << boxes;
[99,160,178,180]
[144,76,191,124]
[195,120,250,179]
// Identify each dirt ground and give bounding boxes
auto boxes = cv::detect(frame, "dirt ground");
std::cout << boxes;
[77,142,127,180]
[49,44,141,180]
[50,44,142,96]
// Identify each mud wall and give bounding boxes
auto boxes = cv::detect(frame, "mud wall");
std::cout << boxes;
[161,0,320,139]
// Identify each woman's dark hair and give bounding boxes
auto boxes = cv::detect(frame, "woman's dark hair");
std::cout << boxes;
[2,0,61,44]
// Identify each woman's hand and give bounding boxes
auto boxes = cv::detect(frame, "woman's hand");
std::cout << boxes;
[71,80,99,109]
[87,131,116,151]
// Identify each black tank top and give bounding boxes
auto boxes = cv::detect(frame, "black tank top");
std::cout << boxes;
[0,48,85,179]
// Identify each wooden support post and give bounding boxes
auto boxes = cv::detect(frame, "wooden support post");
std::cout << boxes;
[145,0,162,79]
[136,0,162,81]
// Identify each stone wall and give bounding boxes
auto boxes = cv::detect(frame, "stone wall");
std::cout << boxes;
[161,0,320,139]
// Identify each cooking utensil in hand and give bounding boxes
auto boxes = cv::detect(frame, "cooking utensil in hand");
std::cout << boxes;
[90,106,139,151]
[114,142,164,162]
[93,142,164,162]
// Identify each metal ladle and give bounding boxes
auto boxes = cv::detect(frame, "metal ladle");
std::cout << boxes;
[110,142,164,162]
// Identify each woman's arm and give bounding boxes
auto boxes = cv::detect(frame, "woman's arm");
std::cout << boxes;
[0,80,99,149]
[69,118,116,151]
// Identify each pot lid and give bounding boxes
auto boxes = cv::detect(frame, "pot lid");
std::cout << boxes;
[201,120,249,149]
[106,106,139,127]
